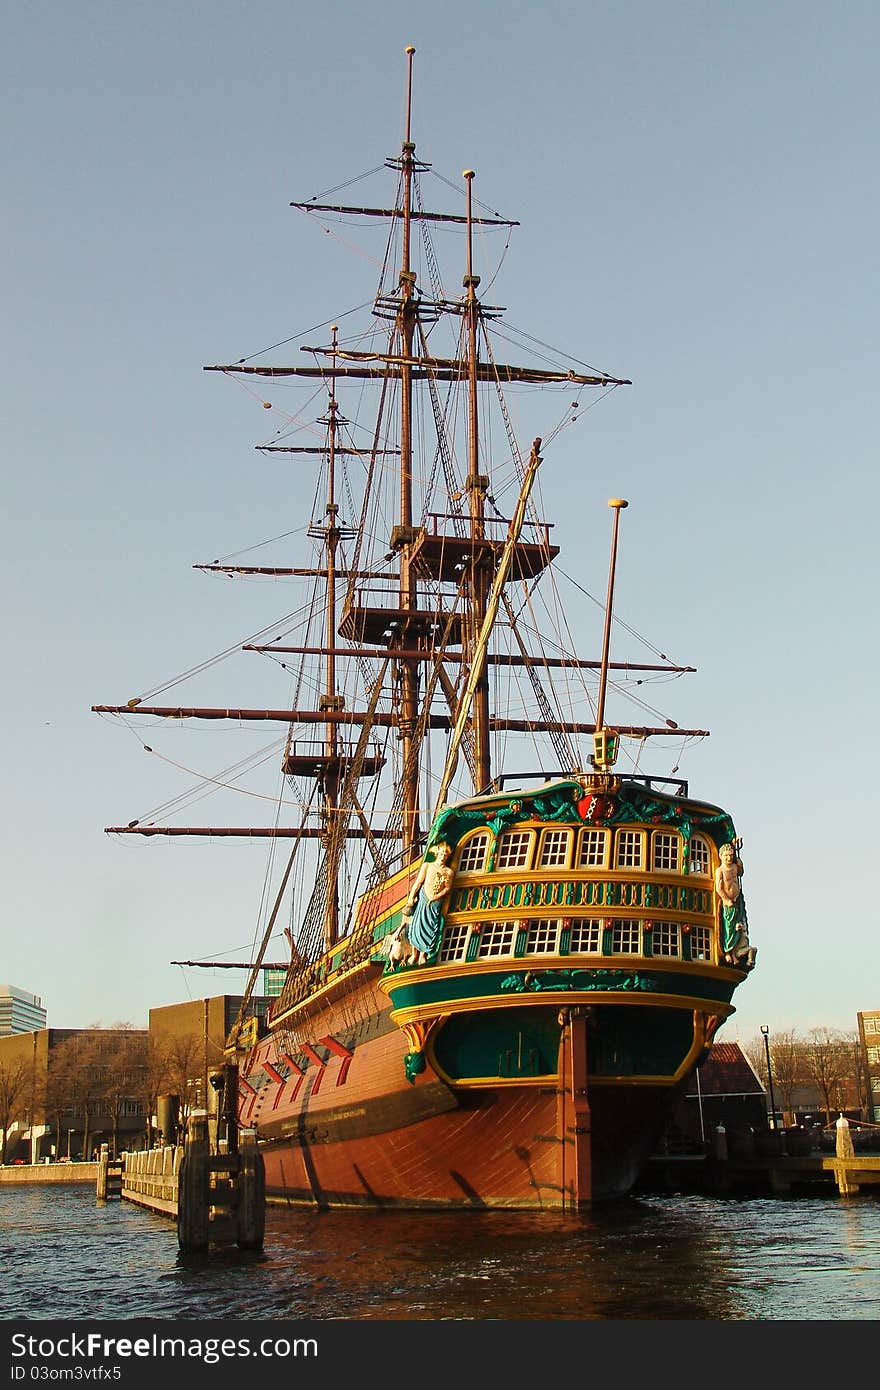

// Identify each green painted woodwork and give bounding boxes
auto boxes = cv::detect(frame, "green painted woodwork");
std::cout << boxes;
[430,1002,696,1081]
[383,963,735,1011]
[426,779,736,857]
[588,1005,695,1076]
[433,1006,561,1080]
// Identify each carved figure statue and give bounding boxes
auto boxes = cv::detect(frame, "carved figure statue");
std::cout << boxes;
[381,924,420,968]
[402,841,454,964]
[715,839,756,969]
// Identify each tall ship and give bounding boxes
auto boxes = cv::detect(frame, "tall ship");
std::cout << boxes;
[93,48,756,1208]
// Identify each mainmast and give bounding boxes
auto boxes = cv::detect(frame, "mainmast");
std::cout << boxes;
[462,169,491,792]
[396,44,421,858]
[318,326,343,946]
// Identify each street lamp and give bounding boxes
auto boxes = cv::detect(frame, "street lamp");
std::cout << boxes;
[66,1128,74,1161]
[761,1025,778,1131]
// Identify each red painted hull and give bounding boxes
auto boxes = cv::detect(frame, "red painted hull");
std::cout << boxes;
[243,976,685,1209]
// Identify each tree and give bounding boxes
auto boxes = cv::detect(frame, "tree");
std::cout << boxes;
[43,1037,80,1158]
[0,1058,30,1163]
[803,1027,852,1123]
[753,1028,803,1126]
[98,1030,148,1158]
[160,1032,204,1126]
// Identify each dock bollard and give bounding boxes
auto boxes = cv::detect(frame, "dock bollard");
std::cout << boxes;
[236,1128,265,1251]
[96,1144,109,1200]
[177,1112,210,1253]
[712,1123,728,1162]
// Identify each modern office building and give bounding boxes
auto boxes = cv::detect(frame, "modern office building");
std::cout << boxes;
[0,985,47,1035]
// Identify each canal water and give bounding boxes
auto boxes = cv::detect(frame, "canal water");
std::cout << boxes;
[1,1183,878,1323]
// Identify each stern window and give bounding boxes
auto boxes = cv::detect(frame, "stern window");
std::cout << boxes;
[688,835,711,877]
[577,828,608,868]
[615,831,644,869]
[651,921,681,957]
[457,833,490,874]
[652,832,680,872]
[568,919,603,953]
[475,921,517,957]
[610,919,642,954]
[495,830,533,871]
[538,829,571,868]
[523,919,560,954]
[690,924,712,961]
[438,923,471,962]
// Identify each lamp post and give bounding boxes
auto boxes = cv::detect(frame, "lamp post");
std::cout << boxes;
[66,1128,74,1160]
[761,1025,778,1130]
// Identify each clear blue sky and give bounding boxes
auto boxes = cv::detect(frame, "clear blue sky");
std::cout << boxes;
[2,1,877,1045]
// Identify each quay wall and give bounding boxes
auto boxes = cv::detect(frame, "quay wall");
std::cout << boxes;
[0,1162,98,1185]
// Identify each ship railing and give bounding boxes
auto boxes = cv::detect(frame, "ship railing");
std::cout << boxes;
[491,770,690,797]
[421,512,554,546]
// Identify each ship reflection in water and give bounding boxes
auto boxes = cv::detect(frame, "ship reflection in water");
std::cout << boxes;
[2,1186,878,1321]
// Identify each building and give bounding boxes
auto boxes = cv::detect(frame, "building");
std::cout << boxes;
[656,1042,768,1153]
[858,1009,880,1122]
[0,1027,148,1163]
[148,993,271,1134]
[0,985,47,1035]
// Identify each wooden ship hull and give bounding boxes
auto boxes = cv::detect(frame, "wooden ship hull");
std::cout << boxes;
[239,778,750,1209]
[93,50,756,1213]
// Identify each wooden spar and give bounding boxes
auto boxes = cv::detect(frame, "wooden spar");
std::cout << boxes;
[256,446,401,455]
[592,499,628,773]
[204,362,631,386]
[433,439,544,814]
[193,565,388,578]
[291,201,518,227]
[171,960,290,969]
[91,704,703,736]
[104,825,401,837]
[242,643,696,672]
[595,499,628,734]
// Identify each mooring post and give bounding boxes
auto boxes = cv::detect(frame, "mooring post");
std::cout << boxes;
[236,1128,266,1249]
[177,1111,210,1253]
[95,1143,109,1200]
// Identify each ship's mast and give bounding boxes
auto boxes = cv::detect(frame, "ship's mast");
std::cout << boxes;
[319,326,342,946]
[463,170,491,793]
[397,44,421,859]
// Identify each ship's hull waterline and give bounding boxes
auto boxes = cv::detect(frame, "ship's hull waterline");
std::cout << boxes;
[243,973,734,1209]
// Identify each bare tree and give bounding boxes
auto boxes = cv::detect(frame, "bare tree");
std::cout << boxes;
[98,1030,148,1158]
[803,1027,852,1123]
[0,1058,30,1163]
[137,1036,172,1149]
[161,1032,204,1125]
[67,1033,111,1159]
[848,1033,870,1121]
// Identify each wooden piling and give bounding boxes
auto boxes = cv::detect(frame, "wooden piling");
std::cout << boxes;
[236,1129,265,1250]
[177,1113,210,1252]
[96,1143,124,1200]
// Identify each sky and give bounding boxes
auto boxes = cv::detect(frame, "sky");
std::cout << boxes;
[2,0,877,1046]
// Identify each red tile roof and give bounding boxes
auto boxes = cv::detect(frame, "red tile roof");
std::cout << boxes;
[686,1041,764,1097]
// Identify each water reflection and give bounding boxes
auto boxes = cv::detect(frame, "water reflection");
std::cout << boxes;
[0,1186,877,1321]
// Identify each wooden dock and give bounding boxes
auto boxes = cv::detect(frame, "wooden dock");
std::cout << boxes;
[96,1115,265,1252]
[637,1151,880,1197]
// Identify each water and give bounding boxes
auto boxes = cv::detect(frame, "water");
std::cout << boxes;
[1,1183,878,1322]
